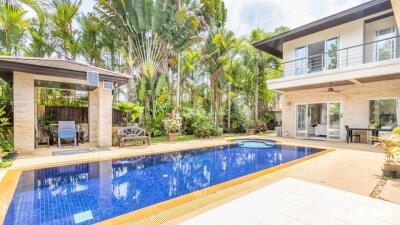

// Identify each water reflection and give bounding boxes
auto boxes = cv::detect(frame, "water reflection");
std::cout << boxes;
[4,144,320,225]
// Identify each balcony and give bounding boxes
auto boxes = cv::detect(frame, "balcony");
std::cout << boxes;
[282,36,400,77]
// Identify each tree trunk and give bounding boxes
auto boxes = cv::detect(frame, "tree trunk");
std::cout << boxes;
[126,37,136,102]
[176,52,181,111]
[227,83,231,129]
[255,61,259,127]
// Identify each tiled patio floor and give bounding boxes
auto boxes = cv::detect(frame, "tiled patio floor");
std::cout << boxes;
[179,178,400,225]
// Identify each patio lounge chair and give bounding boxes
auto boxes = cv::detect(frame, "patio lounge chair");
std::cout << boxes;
[117,125,151,147]
[58,121,77,148]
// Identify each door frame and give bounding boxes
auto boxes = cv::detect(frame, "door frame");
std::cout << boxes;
[295,101,343,140]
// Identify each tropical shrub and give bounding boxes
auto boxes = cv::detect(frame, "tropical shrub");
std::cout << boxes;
[228,101,252,133]
[374,127,400,163]
[141,114,165,137]
[181,107,204,134]
[113,102,143,126]
[0,106,13,159]
[260,111,277,130]
[192,113,214,138]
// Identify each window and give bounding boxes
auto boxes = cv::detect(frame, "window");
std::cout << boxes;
[369,99,399,128]
[325,37,340,70]
[295,46,307,75]
[375,27,396,61]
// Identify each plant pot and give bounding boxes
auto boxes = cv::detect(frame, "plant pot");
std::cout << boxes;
[383,162,400,178]
[4,151,17,159]
[166,133,179,142]
[246,129,256,135]
[383,162,400,171]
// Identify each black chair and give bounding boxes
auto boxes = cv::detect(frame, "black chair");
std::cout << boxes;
[345,125,360,143]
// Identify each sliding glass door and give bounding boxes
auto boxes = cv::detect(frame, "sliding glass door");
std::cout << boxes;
[296,102,342,140]
[296,104,308,137]
[327,102,342,139]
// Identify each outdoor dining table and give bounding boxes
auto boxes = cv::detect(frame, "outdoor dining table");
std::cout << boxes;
[346,128,392,144]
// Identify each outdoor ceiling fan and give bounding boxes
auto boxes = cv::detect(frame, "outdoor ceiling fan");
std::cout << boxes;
[321,83,344,93]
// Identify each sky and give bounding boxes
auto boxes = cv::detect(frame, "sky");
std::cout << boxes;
[25,0,370,36]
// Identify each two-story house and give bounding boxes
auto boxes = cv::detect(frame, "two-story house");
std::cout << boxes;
[254,0,400,141]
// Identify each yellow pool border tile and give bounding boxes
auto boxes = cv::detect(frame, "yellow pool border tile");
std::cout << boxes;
[0,170,22,225]
[0,138,334,225]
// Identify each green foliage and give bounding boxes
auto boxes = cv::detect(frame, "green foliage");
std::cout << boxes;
[113,102,143,125]
[182,107,222,138]
[37,88,88,107]
[260,111,277,130]
[0,106,13,157]
[228,101,251,133]
[47,0,82,60]
[0,1,29,55]
[141,114,165,137]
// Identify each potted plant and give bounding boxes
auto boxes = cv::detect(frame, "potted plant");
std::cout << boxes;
[163,111,182,142]
[374,127,400,177]
[245,120,256,135]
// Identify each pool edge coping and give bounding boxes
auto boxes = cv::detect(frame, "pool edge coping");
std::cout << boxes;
[0,138,334,224]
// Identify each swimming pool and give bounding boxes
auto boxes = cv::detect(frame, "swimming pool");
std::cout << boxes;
[4,141,323,225]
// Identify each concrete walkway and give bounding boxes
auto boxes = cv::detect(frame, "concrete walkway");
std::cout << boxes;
[179,178,400,225]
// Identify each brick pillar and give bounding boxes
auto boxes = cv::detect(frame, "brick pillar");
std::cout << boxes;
[88,82,112,147]
[13,72,35,153]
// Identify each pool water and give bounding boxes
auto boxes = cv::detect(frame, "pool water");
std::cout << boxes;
[4,142,321,225]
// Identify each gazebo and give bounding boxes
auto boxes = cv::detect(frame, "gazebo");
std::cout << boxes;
[0,57,130,154]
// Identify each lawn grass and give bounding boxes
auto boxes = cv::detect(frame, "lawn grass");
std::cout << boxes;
[152,133,244,143]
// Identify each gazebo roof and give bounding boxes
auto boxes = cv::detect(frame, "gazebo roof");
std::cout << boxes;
[0,56,130,85]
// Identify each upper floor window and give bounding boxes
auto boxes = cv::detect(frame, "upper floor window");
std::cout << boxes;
[375,27,397,61]
[293,37,340,76]
[295,46,307,75]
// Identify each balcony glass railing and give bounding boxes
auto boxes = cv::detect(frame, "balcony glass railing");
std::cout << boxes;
[274,36,400,78]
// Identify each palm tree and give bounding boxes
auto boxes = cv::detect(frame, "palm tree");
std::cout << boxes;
[22,0,54,57]
[47,0,81,60]
[0,1,29,56]
[78,13,102,66]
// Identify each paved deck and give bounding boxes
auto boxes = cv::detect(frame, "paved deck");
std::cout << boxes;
[179,178,400,225]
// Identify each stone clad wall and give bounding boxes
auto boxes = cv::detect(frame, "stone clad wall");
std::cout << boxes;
[281,79,400,140]
[13,72,35,153]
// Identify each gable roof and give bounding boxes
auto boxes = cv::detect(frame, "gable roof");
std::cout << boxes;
[0,56,130,85]
[253,0,392,58]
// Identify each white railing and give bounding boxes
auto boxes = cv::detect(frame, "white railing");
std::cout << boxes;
[278,36,400,77]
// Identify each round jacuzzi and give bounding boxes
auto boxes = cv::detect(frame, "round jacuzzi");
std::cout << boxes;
[233,139,276,148]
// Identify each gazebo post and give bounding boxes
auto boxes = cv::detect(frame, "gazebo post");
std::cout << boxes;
[89,81,113,147]
[13,72,35,154]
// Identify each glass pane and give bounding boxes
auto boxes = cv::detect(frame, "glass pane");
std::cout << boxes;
[325,38,339,70]
[376,27,396,61]
[297,105,307,137]
[369,99,397,128]
[295,47,306,75]
[328,102,341,139]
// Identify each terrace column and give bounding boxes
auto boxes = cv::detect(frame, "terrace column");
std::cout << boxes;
[391,0,400,31]
[89,81,113,147]
[13,72,35,154]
